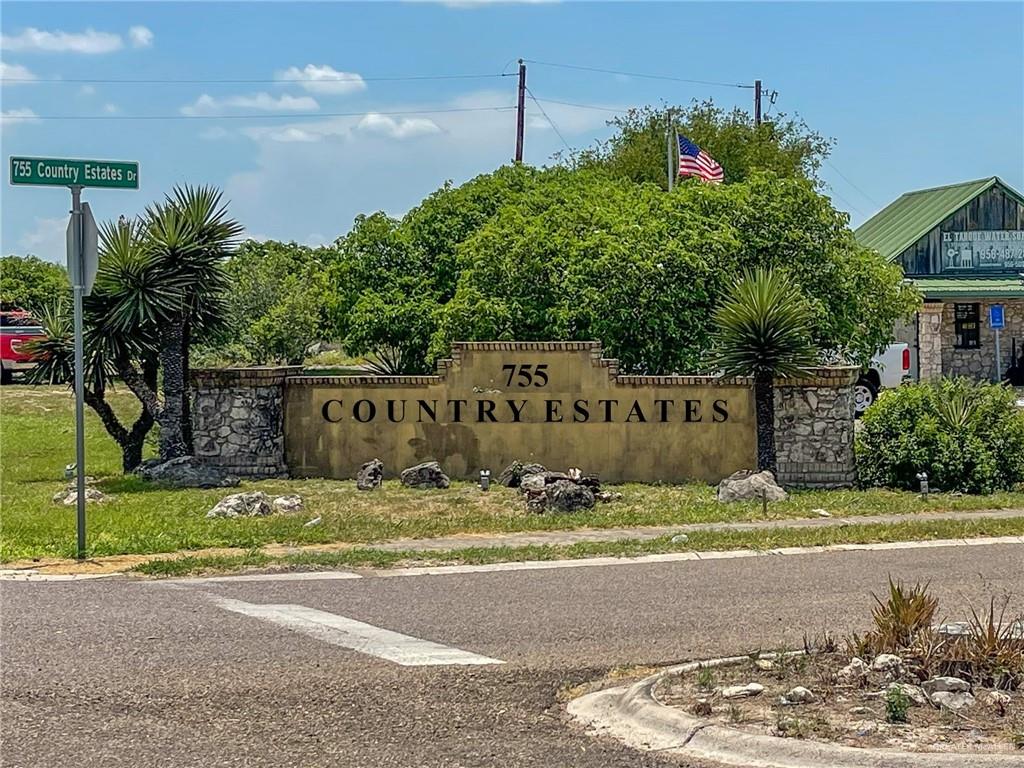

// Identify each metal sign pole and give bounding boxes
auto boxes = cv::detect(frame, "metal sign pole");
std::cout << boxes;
[995,328,1002,383]
[70,185,87,559]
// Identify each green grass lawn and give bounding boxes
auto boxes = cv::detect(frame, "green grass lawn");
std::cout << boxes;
[4,385,1024,562]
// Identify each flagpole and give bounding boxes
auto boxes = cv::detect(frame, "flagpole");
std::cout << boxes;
[666,109,674,191]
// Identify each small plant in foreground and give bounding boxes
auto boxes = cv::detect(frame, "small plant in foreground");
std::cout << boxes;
[1012,730,1024,750]
[860,578,938,655]
[884,686,910,724]
[728,704,743,723]
[696,666,716,691]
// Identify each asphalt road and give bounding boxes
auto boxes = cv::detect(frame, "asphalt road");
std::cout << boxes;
[3,541,1023,768]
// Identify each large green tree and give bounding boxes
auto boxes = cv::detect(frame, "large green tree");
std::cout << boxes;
[433,169,918,373]
[569,101,834,189]
[0,255,69,313]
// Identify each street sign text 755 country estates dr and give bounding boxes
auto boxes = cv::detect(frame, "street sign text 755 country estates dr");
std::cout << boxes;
[9,156,139,189]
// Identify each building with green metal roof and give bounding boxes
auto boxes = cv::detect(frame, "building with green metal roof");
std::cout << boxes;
[855,177,1024,384]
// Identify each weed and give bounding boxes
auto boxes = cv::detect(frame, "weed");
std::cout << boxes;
[696,666,715,691]
[728,704,743,723]
[884,686,910,724]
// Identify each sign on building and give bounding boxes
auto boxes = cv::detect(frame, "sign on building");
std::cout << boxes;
[941,230,1024,272]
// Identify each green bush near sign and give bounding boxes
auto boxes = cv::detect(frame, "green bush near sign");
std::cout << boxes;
[856,379,1024,494]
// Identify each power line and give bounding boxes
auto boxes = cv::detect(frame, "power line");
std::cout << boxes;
[524,59,753,89]
[0,72,507,85]
[531,96,627,114]
[2,105,516,121]
[825,159,882,209]
[525,86,571,153]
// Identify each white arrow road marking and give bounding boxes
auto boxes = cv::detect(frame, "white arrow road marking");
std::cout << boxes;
[212,597,504,667]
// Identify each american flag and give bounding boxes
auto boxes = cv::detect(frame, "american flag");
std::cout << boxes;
[677,134,724,184]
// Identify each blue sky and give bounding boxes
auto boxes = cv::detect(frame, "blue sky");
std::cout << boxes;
[2,1,1022,264]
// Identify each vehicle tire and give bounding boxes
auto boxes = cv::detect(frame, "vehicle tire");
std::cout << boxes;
[0,365,12,386]
[853,376,878,417]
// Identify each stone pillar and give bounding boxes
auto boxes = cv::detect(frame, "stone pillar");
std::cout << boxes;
[917,303,945,381]
[191,366,302,479]
[773,366,858,488]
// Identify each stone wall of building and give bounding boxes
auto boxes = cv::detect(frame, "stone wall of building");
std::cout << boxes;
[917,303,945,381]
[191,366,301,479]
[940,298,1024,381]
[773,367,859,488]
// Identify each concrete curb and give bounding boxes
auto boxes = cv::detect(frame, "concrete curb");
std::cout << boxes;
[567,656,1022,768]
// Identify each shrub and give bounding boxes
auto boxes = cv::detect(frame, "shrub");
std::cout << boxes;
[884,686,910,723]
[856,379,1024,494]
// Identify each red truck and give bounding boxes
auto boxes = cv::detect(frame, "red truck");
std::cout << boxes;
[0,310,45,384]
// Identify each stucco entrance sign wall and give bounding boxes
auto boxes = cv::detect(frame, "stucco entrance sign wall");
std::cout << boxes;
[284,342,757,484]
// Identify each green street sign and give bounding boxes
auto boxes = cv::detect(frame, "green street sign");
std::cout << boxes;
[9,156,139,189]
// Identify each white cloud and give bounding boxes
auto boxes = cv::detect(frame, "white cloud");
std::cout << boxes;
[103,103,119,114]
[275,64,366,95]
[1,27,123,55]
[0,61,36,84]
[18,217,68,263]
[181,92,319,116]
[199,126,232,141]
[128,26,154,49]
[357,112,441,140]
[78,84,96,96]
[1,108,39,130]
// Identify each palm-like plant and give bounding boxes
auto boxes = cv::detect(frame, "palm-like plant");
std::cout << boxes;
[141,185,242,458]
[712,268,818,473]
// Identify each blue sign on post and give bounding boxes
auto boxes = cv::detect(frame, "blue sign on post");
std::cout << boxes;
[990,304,1005,330]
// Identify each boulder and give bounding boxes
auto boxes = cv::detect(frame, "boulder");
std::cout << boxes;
[983,690,1011,715]
[135,456,239,489]
[272,494,304,513]
[400,461,450,490]
[206,491,272,519]
[356,459,384,491]
[546,480,595,513]
[716,470,787,503]
[781,686,816,705]
[520,463,547,480]
[595,491,622,503]
[922,677,974,711]
[721,683,764,699]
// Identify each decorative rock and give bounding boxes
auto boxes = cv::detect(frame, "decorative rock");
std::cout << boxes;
[135,456,239,489]
[53,487,108,506]
[922,676,971,695]
[520,473,547,493]
[983,690,1011,715]
[720,683,764,699]
[871,653,904,677]
[671,533,690,544]
[520,463,547,480]
[303,516,322,528]
[206,491,272,519]
[848,706,872,716]
[496,460,525,488]
[716,470,788,503]
[546,480,595,513]
[781,686,816,705]
[813,508,831,518]
[400,461,450,490]
[754,659,774,672]
[567,467,583,482]
[272,494,304,513]
[595,491,622,503]
[929,690,976,711]
[922,676,974,710]
[887,683,928,707]
[837,657,868,683]
[356,459,384,491]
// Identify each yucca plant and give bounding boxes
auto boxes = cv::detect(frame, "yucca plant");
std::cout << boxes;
[142,185,242,459]
[712,268,817,473]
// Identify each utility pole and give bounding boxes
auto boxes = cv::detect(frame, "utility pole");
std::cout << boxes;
[666,109,674,191]
[754,79,762,127]
[514,59,526,162]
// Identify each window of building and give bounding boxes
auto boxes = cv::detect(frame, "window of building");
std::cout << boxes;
[954,303,980,349]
